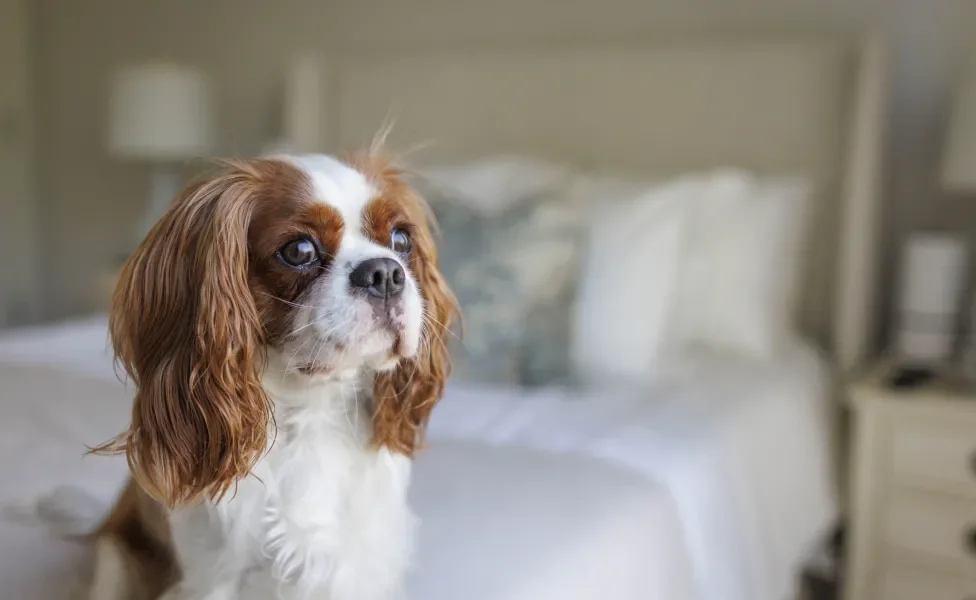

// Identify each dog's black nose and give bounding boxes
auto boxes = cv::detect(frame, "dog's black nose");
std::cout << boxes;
[350,257,405,299]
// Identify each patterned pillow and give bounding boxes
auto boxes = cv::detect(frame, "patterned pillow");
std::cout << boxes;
[519,278,578,386]
[424,182,587,386]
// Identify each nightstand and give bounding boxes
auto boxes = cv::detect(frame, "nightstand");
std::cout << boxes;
[844,362,976,600]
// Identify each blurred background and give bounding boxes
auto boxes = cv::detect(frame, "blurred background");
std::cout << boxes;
[3,2,976,600]
[0,0,974,333]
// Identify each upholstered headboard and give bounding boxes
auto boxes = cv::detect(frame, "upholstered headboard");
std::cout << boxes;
[306,33,887,372]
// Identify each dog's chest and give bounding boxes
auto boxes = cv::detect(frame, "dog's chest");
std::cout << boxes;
[224,411,415,598]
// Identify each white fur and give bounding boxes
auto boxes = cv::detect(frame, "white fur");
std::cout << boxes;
[91,538,132,600]
[113,156,424,600]
[163,367,414,600]
[276,155,425,376]
[287,154,376,229]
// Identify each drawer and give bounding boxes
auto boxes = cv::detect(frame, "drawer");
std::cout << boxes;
[882,490,976,575]
[878,565,976,600]
[888,415,976,496]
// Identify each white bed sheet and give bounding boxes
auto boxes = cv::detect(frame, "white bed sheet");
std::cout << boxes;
[0,363,131,599]
[0,320,836,600]
[0,316,113,379]
[0,320,698,600]
[407,440,696,600]
[428,342,838,600]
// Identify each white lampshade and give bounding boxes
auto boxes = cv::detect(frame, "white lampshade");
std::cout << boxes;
[108,63,214,160]
[941,71,976,192]
[895,232,968,363]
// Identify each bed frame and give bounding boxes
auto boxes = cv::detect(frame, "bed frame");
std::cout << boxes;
[294,33,888,373]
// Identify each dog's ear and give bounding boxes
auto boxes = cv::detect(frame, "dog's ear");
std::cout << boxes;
[350,152,460,455]
[371,248,457,455]
[93,162,273,507]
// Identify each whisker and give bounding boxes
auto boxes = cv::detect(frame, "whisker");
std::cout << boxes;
[282,336,313,379]
[285,315,343,339]
[418,324,434,362]
[311,259,334,273]
[285,343,315,375]
[340,384,355,435]
[422,310,461,343]
[373,383,390,423]
[257,292,317,310]
[310,334,329,371]
[352,385,363,435]
[400,356,421,397]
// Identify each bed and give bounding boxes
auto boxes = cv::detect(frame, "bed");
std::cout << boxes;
[0,32,887,600]
[323,32,886,600]
[426,342,834,600]
[0,322,827,600]
[0,354,699,600]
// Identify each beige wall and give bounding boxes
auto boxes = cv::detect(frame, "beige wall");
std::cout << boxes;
[32,0,976,345]
[1,0,37,326]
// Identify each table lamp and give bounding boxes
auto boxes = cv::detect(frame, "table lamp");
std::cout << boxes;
[108,63,214,243]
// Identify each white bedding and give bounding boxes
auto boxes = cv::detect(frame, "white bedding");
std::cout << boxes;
[0,363,697,600]
[428,342,838,600]
[0,319,697,600]
[0,316,113,378]
[407,440,696,600]
[0,319,837,600]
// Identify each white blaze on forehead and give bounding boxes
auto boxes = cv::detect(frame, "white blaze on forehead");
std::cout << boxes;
[283,154,376,232]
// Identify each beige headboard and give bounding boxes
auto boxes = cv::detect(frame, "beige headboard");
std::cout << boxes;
[313,33,888,372]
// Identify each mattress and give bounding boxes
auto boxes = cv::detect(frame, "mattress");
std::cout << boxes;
[0,320,697,599]
[427,342,838,600]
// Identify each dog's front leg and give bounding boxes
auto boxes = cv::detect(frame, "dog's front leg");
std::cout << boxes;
[162,506,247,600]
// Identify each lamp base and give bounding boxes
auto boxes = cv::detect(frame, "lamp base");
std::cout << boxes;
[134,165,181,245]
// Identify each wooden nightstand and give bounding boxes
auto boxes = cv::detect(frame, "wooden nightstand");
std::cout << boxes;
[844,362,976,600]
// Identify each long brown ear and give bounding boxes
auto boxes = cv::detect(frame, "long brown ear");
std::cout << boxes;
[93,161,272,507]
[370,176,459,456]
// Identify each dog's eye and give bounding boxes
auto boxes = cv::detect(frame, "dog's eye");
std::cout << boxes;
[278,237,319,267]
[390,228,412,255]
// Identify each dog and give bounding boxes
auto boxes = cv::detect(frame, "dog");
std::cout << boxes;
[81,150,457,600]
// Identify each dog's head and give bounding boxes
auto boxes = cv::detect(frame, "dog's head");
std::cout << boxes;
[97,152,458,506]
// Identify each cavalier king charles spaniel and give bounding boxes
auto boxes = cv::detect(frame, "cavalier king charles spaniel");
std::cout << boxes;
[84,151,458,600]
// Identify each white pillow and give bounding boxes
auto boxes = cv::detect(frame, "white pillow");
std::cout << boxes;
[665,170,811,359]
[417,156,572,216]
[571,178,690,386]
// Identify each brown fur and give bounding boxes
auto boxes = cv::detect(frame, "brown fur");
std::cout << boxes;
[90,480,179,598]
[351,152,460,455]
[90,159,313,507]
